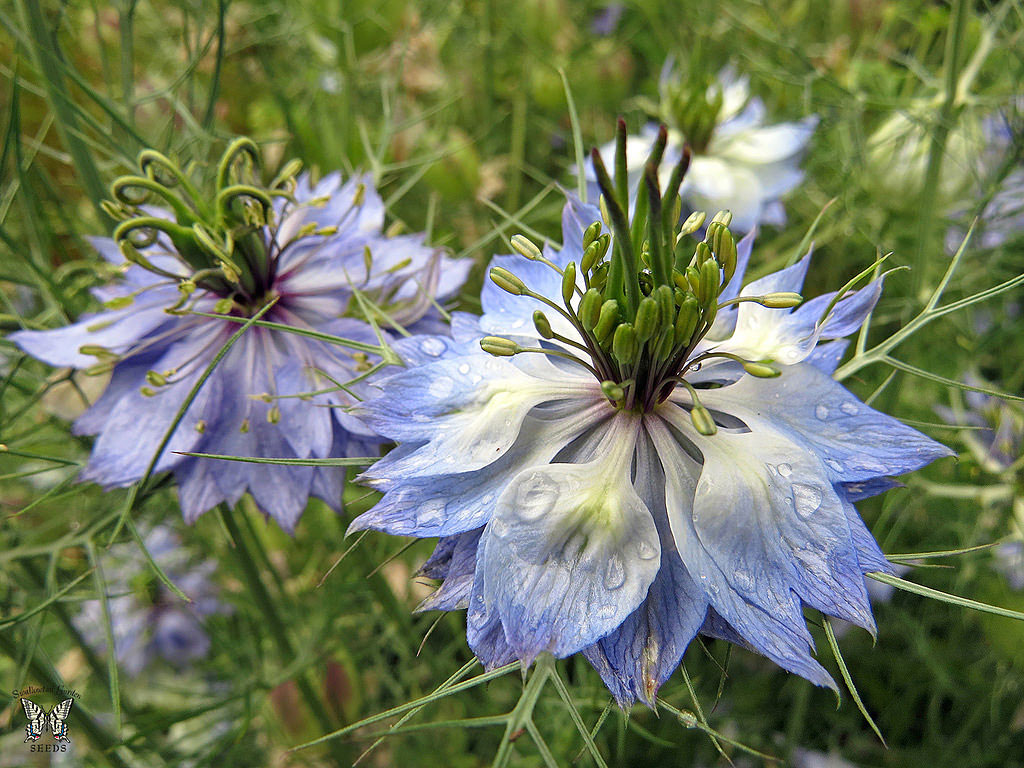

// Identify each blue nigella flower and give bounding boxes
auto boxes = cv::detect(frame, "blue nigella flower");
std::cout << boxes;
[75,525,224,677]
[352,130,950,705]
[587,62,817,232]
[10,140,468,531]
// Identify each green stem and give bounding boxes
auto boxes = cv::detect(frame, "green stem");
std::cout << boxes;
[491,654,554,767]
[218,505,348,765]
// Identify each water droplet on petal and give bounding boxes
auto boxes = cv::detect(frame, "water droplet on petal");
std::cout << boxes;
[515,474,562,521]
[840,402,859,415]
[458,363,471,375]
[603,555,626,590]
[825,458,843,473]
[791,483,823,519]
[815,404,829,420]
[776,462,792,477]
[636,539,659,560]
[420,338,446,357]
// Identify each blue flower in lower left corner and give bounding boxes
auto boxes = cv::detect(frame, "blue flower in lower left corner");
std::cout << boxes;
[350,134,951,706]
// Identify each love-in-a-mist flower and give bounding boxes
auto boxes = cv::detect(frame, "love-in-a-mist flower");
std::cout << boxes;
[589,63,816,232]
[353,126,950,705]
[10,140,468,531]
[75,526,224,677]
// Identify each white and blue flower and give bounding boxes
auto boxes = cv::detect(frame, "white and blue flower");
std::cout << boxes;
[10,141,469,531]
[353,137,949,705]
[589,63,817,232]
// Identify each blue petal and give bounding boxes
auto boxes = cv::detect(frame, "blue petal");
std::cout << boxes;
[416,529,482,612]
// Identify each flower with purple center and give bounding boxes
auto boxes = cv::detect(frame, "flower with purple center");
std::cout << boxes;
[10,140,468,531]
[587,63,817,232]
[351,132,950,705]
[75,526,223,677]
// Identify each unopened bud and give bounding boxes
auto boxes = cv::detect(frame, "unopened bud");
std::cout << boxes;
[634,296,660,343]
[533,310,553,339]
[759,292,803,308]
[582,221,602,249]
[489,267,527,296]
[510,234,543,261]
[595,299,621,342]
[480,336,520,356]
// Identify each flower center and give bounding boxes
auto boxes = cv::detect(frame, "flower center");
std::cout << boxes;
[480,123,801,433]
[660,75,723,155]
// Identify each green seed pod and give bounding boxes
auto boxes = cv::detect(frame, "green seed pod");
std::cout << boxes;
[760,292,803,308]
[480,336,520,356]
[674,295,700,346]
[634,296,660,343]
[489,266,527,296]
[595,299,621,342]
[690,405,718,436]
[561,261,577,307]
[578,288,603,331]
[533,310,554,339]
[612,323,639,366]
[582,221,602,249]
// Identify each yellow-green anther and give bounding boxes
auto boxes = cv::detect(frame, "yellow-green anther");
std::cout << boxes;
[533,310,554,339]
[240,418,251,433]
[691,405,718,436]
[581,241,601,274]
[85,361,117,376]
[140,386,157,398]
[146,370,168,387]
[579,289,603,331]
[718,232,738,284]
[742,361,782,378]
[78,344,114,358]
[480,336,520,356]
[668,197,682,232]
[364,245,373,277]
[674,295,700,345]
[612,323,639,365]
[267,405,281,424]
[220,260,241,284]
[596,233,611,257]
[213,298,234,314]
[385,221,404,237]
[179,280,196,296]
[103,295,134,310]
[582,221,602,249]
[352,183,366,207]
[703,300,718,329]
[195,419,207,434]
[634,296,660,343]
[685,266,702,297]
[699,258,720,306]
[561,261,577,307]
[654,285,675,325]
[760,292,803,308]
[595,299,621,342]
[678,211,706,239]
[511,234,543,261]
[601,380,625,402]
[694,241,712,266]
[599,195,612,230]
[673,271,690,292]
[489,267,527,296]
[711,210,732,227]
[297,222,319,238]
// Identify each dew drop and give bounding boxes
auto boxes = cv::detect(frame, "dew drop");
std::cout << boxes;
[825,458,844,473]
[420,338,446,357]
[840,402,859,416]
[815,404,829,420]
[458,363,471,375]
[791,483,823,519]
[776,462,792,477]
[636,539,659,560]
[515,474,561,521]
[603,555,626,590]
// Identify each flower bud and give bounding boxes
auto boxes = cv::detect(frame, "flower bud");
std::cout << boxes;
[533,310,554,339]
[612,323,639,365]
[634,296,660,343]
[480,336,520,356]
[578,289,603,331]
[759,292,803,308]
[489,267,527,296]
[510,234,543,261]
[582,221,602,249]
[561,261,576,307]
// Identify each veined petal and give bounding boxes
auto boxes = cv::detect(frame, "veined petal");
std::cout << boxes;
[696,364,953,483]
[476,416,661,663]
